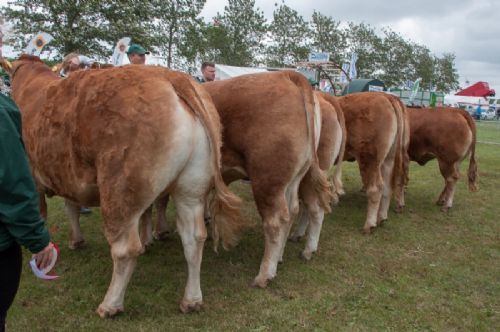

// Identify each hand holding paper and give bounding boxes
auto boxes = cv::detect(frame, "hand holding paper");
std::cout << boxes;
[30,242,59,280]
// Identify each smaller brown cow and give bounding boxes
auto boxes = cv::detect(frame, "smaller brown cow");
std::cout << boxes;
[338,92,409,233]
[406,107,477,210]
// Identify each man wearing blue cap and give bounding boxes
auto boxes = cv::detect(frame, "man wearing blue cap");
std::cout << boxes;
[127,44,150,65]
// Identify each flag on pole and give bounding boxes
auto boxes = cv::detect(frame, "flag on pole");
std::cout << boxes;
[409,78,421,103]
[111,37,131,66]
[23,32,53,56]
[349,52,358,79]
[340,63,350,83]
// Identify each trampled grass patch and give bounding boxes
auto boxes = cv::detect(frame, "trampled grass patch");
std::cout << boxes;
[7,123,500,331]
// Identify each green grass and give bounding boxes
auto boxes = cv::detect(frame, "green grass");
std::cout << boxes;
[7,123,500,331]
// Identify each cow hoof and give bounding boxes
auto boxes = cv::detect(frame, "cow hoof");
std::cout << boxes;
[68,239,85,250]
[96,304,124,318]
[377,219,387,227]
[251,276,272,288]
[302,250,315,261]
[440,206,450,213]
[179,299,203,314]
[436,199,445,206]
[394,205,404,214]
[153,230,171,241]
[288,234,302,242]
[363,226,376,235]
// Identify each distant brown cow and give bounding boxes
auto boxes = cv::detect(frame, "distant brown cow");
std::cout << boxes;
[2,55,245,317]
[406,107,477,210]
[337,92,409,233]
[289,91,346,259]
[156,71,335,287]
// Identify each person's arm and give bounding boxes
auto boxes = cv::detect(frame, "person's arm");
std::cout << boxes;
[0,95,50,254]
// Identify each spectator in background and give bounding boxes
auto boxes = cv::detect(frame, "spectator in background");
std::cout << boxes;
[475,104,482,120]
[198,62,216,83]
[126,44,149,65]
[0,94,55,331]
[60,53,93,77]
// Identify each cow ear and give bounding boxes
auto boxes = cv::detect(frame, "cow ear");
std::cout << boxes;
[0,58,13,74]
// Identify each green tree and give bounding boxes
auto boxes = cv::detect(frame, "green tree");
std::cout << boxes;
[309,11,347,65]
[344,22,382,79]
[1,0,155,60]
[204,0,266,66]
[411,44,435,89]
[149,0,205,69]
[377,28,414,87]
[433,53,459,92]
[266,1,310,67]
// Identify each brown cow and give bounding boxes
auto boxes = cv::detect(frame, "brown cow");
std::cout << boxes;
[2,55,245,317]
[156,71,335,287]
[288,91,346,259]
[406,106,477,210]
[337,92,409,233]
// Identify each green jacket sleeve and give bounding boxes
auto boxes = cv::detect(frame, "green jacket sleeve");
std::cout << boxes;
[0,94,50,253]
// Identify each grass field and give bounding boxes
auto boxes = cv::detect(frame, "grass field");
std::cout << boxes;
[7,122,500,331]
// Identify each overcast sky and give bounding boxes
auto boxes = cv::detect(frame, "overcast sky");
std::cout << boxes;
[1,0,498,93]
[201,0,500,93]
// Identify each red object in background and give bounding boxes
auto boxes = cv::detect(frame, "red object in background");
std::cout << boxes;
[455,81,496,97]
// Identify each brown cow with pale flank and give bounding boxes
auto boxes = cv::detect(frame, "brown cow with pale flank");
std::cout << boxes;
[156,71,335,286]
[2,55,245,317]
[406,106,477,210]
[205,72,334,285]
[337,92,409,233]
[289,91,346,259]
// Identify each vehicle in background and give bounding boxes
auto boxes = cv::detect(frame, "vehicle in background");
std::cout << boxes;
[481,109,497,120]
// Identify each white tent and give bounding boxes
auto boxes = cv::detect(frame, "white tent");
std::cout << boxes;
[215,64,267,80]
[444,94,489,108]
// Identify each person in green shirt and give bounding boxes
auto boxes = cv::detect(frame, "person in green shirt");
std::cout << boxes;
[0,93,55,331]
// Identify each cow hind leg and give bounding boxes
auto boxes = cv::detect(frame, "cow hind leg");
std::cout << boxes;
[154,195,171,240]
[277,172,305,263]
[437,160,460,212]
[174,197,207,313]
[97,212,144,318]
[290,172,325,261]
[252,191,290,288]
[377,151,396,226]
[64,199,85,249]
[288,203,309,242]
[301,200,324,261]
[139,206,154,248]
[359,164,384,234]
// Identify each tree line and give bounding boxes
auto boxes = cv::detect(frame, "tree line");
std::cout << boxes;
[1,0,459,92]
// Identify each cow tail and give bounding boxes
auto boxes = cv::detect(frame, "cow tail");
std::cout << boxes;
[169,71,246,251]
[288,72,335,212]
[461,110,478,192]
[326,94,347,196]
[387,94,410,208]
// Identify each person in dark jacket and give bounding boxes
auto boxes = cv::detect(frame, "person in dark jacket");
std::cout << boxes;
[0,93,54,332]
